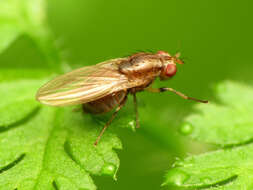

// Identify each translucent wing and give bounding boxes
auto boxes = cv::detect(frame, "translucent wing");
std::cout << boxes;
[36,58,144,106]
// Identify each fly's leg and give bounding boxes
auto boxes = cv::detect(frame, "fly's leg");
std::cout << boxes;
[133,93,140,128]
[94,96,127,146]
[146,87,208,103]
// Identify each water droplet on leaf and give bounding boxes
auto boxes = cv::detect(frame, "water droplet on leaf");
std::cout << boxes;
[128,120,136,131]
[163,169,190,186]
[179,123,193,135]
[101,163,117,177]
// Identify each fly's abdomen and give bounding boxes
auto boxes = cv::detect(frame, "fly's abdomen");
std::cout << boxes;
[82,91,127,114]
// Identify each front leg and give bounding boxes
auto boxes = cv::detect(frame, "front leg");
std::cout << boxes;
[133,93,140,128]
[146,87,208,103]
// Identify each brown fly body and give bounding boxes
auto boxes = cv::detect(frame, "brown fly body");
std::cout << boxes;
[36,51,208,145]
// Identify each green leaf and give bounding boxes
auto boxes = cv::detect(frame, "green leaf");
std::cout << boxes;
[0,80,40,127]
[179,81,253,146]
[0,69,54,81]
[163,144,253,189]
[0,0,60,68]
[0,1,21,53]
[163,81,253,189]
[0,79,122,190]
[0,0,43,53]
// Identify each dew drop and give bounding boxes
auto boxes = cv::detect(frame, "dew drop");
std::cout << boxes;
[163,169,190,186]
[128,120,136,131]
[179,123,193,135]
[101,163,117,178]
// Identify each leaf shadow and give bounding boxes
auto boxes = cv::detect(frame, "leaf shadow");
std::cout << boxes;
[0,153,26,174]
[195,175,238,190]
[0,107,40,133]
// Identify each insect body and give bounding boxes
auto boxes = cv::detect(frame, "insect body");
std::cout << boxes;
[36,51,208,145]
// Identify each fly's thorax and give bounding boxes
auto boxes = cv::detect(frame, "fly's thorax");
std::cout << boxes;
[119,54,163,77]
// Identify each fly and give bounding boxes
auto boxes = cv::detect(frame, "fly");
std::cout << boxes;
[36,51,208,145]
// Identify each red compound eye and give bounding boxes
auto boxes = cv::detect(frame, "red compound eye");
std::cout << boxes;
[165,64,177,77]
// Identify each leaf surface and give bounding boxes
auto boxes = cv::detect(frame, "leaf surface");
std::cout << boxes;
[164,81,253,189]
[180,81,253,145]
[0,79,122,190]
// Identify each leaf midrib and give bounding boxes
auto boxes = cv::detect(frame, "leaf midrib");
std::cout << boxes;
[33,107,57,189]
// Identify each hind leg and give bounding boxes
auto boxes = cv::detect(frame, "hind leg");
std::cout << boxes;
[94,96,127,146]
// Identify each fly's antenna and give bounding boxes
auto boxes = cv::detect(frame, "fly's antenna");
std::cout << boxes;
[180,56,190,64]
[175,52,181,58]
[175,41,191,64]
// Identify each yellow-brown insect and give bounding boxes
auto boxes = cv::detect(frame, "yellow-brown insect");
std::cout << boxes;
[36,51,208,145]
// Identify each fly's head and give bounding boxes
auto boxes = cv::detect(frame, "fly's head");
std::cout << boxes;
[157,51,184,80]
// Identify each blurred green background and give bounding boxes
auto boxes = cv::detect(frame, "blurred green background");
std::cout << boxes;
[1,0,253,189]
